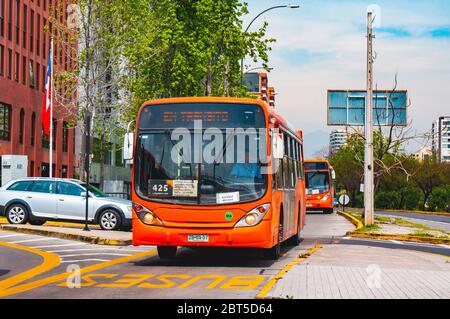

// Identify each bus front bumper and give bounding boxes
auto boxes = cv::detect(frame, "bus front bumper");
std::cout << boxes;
[306,200,333,210]
[132,219,273,249]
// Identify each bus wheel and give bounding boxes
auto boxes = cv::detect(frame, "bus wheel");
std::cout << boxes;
[157,246,177,259]
[264,215,283,260]
[289,206,302,246]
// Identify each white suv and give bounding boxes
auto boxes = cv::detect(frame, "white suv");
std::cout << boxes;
[0,178,132,231]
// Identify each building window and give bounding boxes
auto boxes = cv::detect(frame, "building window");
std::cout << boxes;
[7,0,11,40]
[22,55,26,85]
[22,4,26,49]
[30,9,34,52]
[0,45,4,76]
[52,119,57,150]
[36,14,40,56]
[0,102,11,141]
[62,121,68,152]
[14,52,19,82]
[19,108,24,144]
[36,62,40,91]
[42,18,46,59]
[42,127,49,149]
[14,0,18,44]
[7,48,11,79]
[29,59,34,87]
[30,160,34,177]
[31,112,35,146]
[0,0,4,37]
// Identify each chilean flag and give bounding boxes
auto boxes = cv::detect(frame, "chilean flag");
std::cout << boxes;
[41,44,53,137]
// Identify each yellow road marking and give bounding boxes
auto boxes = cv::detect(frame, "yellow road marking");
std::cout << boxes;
[0,241,61,291]
[255,244,322,299]
[0,249,156,298]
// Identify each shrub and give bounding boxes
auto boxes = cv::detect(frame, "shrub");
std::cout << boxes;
[400,187,422,210]
[375,191,401,209]
[428,186,450,212]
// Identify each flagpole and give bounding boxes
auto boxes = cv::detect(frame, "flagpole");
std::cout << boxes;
[49,41,54,178]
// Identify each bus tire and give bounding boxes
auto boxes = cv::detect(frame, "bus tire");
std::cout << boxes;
[264,212,283,260]
[157,246,177,259]
[289,204,302,246]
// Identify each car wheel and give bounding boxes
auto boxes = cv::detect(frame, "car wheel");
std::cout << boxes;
[29,220,46,226]
[6,204,29,225]
[99,209,122,231]
[157,246,177,259]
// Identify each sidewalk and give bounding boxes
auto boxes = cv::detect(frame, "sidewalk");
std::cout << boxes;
[0,223,132,246]
[267,244,450,299]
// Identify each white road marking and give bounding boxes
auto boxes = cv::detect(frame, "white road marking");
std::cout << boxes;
[439,244,450,249]
[10,237,59,244]
[60,258,110,263]
[49,248,147,253]
[33,243,88,249]
[342,237,351,239]
[59,253,131,257]
[389,240,404,245]
[0,234,29,239]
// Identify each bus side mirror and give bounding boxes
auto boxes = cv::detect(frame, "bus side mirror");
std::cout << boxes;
[331,169,336,180]
[123,132,134,161]
[272,130,284,159]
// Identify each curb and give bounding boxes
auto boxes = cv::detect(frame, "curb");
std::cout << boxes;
[0,224,131,246]
[336,211,363,230]
[376,209,450,217]
[255,244,323,299]
[347,232,450,245]
[336,210,450,245]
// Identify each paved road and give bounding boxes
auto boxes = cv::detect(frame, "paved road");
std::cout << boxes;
[0,212,448,299]
[375,211,450,233]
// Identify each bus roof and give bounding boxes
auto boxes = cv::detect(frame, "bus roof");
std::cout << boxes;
[139,97,302,141]
[305,159,330,163]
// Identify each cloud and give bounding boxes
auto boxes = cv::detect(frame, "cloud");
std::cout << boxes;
[244,0,450,154]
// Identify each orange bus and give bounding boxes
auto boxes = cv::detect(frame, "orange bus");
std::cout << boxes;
[130,97,306,260]
[304,159,335,214]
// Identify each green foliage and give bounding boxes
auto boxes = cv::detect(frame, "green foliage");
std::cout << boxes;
[375,191,401,209]
[400,186,422,210]
[428,186,450,212]
[112,0,274,120]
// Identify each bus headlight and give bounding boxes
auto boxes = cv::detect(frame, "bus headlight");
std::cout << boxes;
[133,203,164,226]
[321,195,330,202]
[235,204,270,228]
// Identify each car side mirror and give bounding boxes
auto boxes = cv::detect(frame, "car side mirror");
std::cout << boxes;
[80,192,88,197]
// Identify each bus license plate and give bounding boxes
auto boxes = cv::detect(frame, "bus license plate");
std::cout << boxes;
[188,234,209,242]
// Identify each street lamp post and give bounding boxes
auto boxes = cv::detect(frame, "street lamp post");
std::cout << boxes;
[241,4,300,83]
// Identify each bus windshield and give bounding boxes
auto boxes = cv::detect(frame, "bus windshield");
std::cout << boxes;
[135,103,268,205]
[305,172,330,195]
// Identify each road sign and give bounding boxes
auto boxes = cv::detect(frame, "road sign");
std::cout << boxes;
[327,90,408,126]
[339,194,350,206]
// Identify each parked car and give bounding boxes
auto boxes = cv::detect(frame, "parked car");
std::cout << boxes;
[0,178,132,231]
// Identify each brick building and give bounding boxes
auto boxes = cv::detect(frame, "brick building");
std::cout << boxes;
[0,0,76,182]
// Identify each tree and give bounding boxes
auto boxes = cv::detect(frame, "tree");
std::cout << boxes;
[329,136,364,205]
[117,0,274,118]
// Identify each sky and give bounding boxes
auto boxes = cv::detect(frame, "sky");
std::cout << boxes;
[243,0,450,157]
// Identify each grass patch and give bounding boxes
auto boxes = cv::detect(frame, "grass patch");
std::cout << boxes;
[357,224,381,233]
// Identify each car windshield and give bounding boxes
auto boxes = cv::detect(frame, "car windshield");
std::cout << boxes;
[79,183,107,197]
[305,172,330,195]
[135,103,268,205]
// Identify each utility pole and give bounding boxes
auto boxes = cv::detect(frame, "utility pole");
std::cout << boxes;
[83,110,92,232]
[364,11,375,225]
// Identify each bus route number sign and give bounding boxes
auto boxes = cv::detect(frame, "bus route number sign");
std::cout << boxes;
[149,180,172,197]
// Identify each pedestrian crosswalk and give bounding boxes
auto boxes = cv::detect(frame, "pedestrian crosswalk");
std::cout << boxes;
[0,230,153,265]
